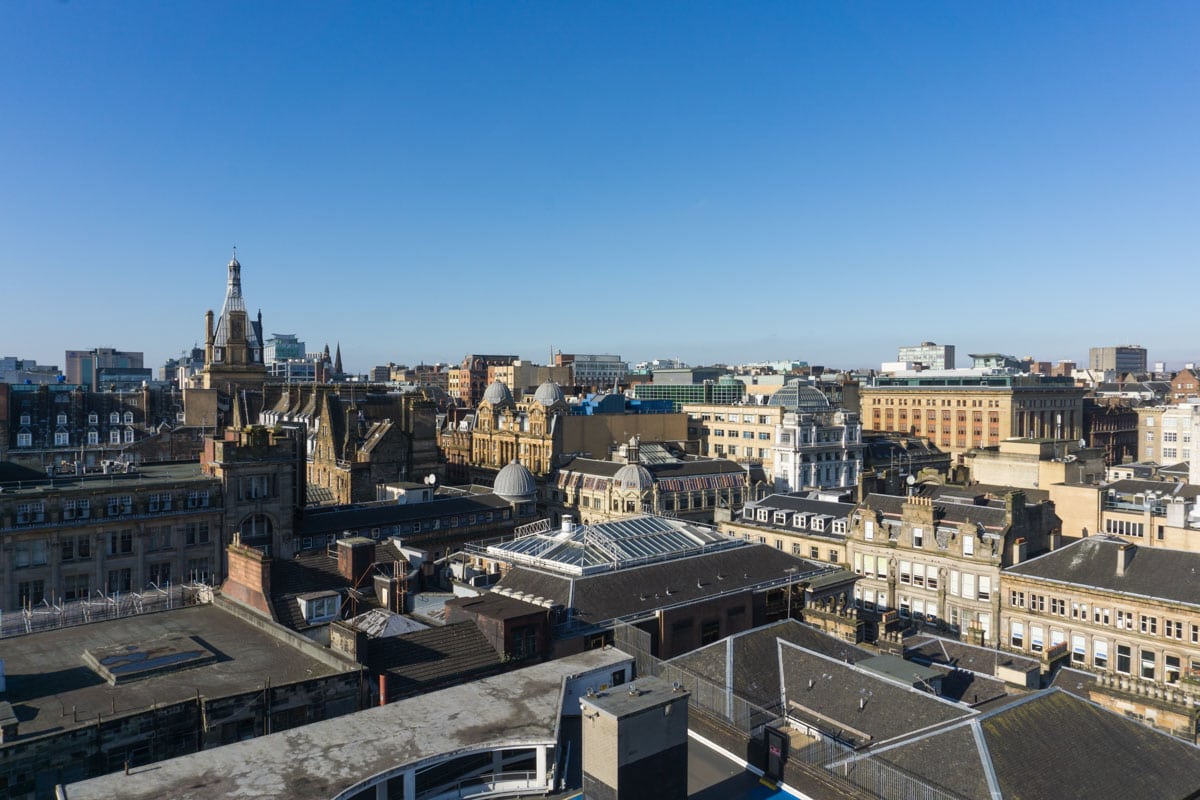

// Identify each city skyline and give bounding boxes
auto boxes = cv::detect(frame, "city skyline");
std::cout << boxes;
[2,2,1197,370]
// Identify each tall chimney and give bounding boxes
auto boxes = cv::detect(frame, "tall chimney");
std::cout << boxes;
[1116,542,1135,577]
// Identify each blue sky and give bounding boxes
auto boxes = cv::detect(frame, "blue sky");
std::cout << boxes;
[2,2,1197,373]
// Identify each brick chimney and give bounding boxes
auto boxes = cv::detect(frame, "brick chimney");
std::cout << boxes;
[220,540,273,618]
[337,537,376,585]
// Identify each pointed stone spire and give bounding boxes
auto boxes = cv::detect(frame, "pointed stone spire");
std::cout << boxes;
[334,343,343,376]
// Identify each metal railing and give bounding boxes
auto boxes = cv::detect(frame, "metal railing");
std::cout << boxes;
[0,582,211,639]
[417,770,545,800]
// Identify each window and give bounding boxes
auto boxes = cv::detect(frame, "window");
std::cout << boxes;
[63,573,90,602]
[123,411,134,424]
[124,428,134,444]
[110,430,121,444]
[17,432,32,447]
[110,412,120,424]
[1116,644,1131,674]
[18,580,45,607]
[864,520,874,540]
[57,413,67,425]
[977,576,991,601]
[14,540,49,568]
[1010,590,1025,608]
[107,568,132,593]
[899,560,911,584]
[1116,610,1132,630]
[1166,654,1181,684]
[87,430,99,445]
[1094,640,1109,669]
[1071,634,1086,664]
[961,573,975,600]
[148,562,172,585]
[1010,621,1025,648]
[809,546,819,559]
[1141,650,1156,680]
[55,431,69,446]
[1050,598,1066,616]
[829,549,838,562]
[1030,624,1044,653]
[186,557,212,582]
[1140,615,1158,635]
[912,527,923,548]
[963,535,974,557]
[16,502,46,525]
[88,412,98,425]
[108,529,133,555]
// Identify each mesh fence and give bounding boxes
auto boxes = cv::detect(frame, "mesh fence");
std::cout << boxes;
[613,623,966,800]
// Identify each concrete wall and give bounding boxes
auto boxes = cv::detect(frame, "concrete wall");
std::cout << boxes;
[0,671,360,800]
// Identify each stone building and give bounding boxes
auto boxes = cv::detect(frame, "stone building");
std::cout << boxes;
[1004,536,1200,741]
[261,384,442,506]
[550,438,756,525]
[719,493,855,567]
[848,484,1060,646]
[860,372,1086,457]
[200,424,305,559]
[2,381,193,471]
[441,380,687,484]
[0,461,225,611]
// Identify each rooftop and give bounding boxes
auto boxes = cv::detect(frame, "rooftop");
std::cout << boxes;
[1,604,349,737]
[870,689,1200,800]
[60,648,633,800]
[0,461,210,496]
[1005,535,1200,608]
[494,544,844,627]
[485,515,745,576]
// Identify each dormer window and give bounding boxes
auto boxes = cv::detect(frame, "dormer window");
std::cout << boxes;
[110,412,120,424]
[56,413,67,425]
[88,413,98,425]
[299,591,340,625]
[123,411,133,424]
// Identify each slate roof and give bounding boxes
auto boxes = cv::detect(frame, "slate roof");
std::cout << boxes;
[872,688,1200,799]
[556,455,747,479]
[367,621,505,699]
[1005,535,1200,607]
[864,492,1010,531]
[495,544,843,626]
[269,542,407,630]
[1104,478,1200,499]
[935,482,1051,506]
[298,494,512,536]
[778,641,973,747]
[900,636,1020,705]
[744,493,855,517]
[667,620,871,709]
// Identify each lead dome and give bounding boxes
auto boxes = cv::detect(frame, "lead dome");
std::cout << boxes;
[482,379,514,406]
[494,459,537,502]
[533,380,565,406]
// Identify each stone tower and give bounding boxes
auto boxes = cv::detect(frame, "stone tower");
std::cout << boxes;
[201,250,268,392]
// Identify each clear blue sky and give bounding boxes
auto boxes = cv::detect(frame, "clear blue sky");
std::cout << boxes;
[2,2,1197,373]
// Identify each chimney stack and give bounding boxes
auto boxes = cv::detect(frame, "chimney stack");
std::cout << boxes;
[1117,542,1135,576]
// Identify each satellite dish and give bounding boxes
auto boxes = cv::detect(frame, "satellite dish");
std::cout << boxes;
[1079,439,1086,449]
[906,474,916,486]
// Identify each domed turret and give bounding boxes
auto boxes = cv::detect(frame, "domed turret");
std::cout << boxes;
[533,380,565,406]
[482,379,514,406]
[613,463,654,492]
[494,459,537,502]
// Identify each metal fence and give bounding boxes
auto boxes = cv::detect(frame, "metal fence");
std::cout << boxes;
[0,583,211,639]
[613,623,966,800]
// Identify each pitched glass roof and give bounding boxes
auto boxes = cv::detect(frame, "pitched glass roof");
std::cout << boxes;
[486,514,744,575]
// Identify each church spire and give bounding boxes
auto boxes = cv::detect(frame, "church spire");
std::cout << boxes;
[334,342,343,376]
